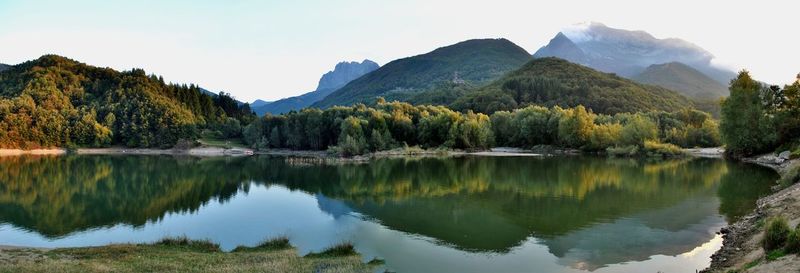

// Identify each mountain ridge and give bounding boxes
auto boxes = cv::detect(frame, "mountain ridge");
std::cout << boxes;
[254,59,379,115]
[311,38,533,108]
[451,57,693,114]
[632,62,728,99]
[534,23,736,85]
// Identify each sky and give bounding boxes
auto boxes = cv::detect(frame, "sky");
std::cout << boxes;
[1,0,798,102]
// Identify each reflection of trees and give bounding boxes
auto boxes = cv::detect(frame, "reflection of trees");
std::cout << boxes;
[262,156,773,253]
[0,154,776,260]
[0,156,249,238]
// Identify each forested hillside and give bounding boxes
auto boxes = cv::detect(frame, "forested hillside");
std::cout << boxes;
[0,55,255,148]
[451,58,692,114]
[311,38,532,108]
[632,62,728,99]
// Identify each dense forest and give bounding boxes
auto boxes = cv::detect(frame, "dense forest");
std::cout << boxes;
[720,72,800,157]
[311,38,532,109]
[0,55,255,148]
[450,58,693,114]
[244,99,719,156]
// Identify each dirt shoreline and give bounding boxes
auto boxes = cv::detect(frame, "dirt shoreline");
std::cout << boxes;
[703,154,800,273]
[0,147,255,157]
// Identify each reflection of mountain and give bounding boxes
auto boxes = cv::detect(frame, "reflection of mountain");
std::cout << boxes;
[545,196,723,271]
[0,155,777,269]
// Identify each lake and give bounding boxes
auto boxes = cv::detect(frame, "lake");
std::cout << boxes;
[0,155,778,272]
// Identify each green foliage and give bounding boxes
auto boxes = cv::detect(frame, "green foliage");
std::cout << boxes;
[620,115,657,146]
[763,216,791,252]
[452,58,692,115]
[0,55,254,148]
[313,39,532,108]
[720,71,779,157]
[246,98,719,156]
[642,140,685,157]
[785,230,800,254]
[766,249,786,261]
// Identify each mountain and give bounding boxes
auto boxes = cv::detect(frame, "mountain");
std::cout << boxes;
[533,22,736,85]
[254,60,379,115]
[451,57,692,114]
[312,38,533,108]
[0,55,254,148]
[0,64,10,72]
[250,99,270,108]
[632,62,728,99]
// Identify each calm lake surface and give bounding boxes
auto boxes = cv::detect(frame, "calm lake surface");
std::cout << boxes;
[0,155,778,272]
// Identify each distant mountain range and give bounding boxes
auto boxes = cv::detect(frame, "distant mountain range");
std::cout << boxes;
[253,60,379,115]
[451,57,691,114]
[0,64,10,72]
[533,22,736,89]
[632,62,728,100]
[250,99,271,108]
[311,38,533,109]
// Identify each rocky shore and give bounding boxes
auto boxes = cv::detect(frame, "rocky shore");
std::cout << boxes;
[703,152,800,273]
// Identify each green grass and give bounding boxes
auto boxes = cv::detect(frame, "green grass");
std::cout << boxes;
[766,249,786,261]
[763,216,791,251]
[232,236,292,252]
[0,238,376,273]
[305,242,358,258]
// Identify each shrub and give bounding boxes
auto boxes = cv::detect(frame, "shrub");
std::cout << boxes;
[764,217,791,251]
[785,230,800,254]
[642,140,685,157]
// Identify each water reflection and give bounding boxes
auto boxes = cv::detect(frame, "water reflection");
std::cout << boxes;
[0,155,778,272]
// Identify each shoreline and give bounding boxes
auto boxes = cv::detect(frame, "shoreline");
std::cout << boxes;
[703,154,800,272]
[0,147,255,157]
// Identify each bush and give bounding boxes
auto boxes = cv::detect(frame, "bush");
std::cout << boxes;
[305,242,357,258]
[642,140,684,157]
[764,217,791,251]
[785,230,800,253]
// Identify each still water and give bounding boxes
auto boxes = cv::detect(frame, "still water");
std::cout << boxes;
[0,155,778,272]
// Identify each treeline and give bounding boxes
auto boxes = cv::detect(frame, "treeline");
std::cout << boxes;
[244,98,719,156]
[0,55,255,148]
[721,72,800,157]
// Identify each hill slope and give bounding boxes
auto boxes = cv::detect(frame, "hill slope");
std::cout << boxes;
[312,38,532,108]
[451,57,693,114]
[533,22,736,85]
[0,55,253,148]
[632,62,728,99]
[254,60,378,115]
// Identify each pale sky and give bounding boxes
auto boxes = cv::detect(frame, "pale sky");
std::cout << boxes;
[1,0,797,102]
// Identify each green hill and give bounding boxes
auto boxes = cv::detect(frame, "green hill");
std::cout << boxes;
[451,57,693,114]
[0,55,254,148]
[632,62,728,99]
[311,38,532,108]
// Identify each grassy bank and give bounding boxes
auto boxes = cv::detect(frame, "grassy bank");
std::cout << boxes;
[0,238,378,273]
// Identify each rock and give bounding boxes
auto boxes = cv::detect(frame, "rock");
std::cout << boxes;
[779,150,792,160]
[776,157,786,164]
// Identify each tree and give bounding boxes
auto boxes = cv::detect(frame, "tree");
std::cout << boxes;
[720,71,777,156]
